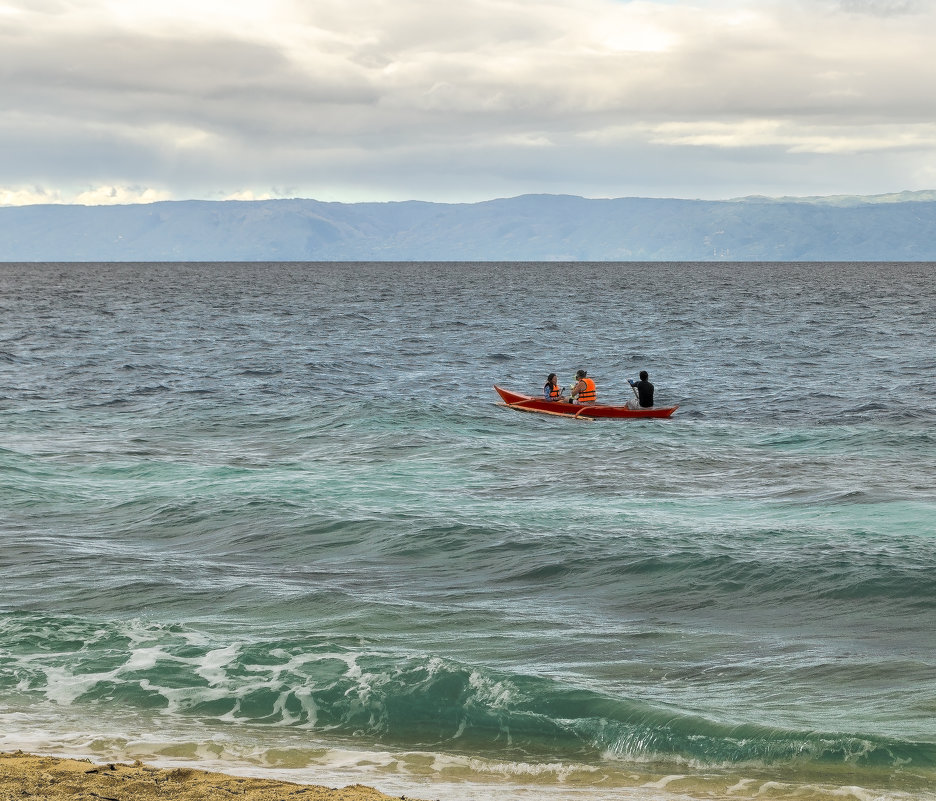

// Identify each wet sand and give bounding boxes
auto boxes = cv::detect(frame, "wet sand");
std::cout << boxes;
[0,752,431,801]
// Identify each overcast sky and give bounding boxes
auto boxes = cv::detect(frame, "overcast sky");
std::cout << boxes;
[1,0,934,205]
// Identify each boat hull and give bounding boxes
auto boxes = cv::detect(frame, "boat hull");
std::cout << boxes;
[494,385,678,419]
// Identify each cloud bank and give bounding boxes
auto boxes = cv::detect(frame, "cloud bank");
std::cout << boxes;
[1,0,934,204]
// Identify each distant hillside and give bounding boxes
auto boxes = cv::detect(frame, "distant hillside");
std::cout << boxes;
[2,193,936,261]
[729,189,936,206]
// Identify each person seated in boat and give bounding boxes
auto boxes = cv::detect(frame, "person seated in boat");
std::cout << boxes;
[627,370,654,408]
[543,373,564,402]
[569,369,597,404]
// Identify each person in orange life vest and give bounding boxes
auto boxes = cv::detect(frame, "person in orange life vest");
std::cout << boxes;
[569,369,596,404]
[543,373,564,402]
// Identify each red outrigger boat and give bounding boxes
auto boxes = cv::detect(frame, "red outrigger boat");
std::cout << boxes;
[494,385,678,420]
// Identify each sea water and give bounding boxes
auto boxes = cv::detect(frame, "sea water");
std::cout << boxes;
[1,261,934,801]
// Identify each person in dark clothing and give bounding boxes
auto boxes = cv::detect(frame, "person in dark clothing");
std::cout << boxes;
[627,370,654,408]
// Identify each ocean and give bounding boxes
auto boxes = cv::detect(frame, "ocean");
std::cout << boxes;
[1,261,934,801]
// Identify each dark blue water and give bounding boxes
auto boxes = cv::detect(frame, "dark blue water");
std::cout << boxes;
[1,262,934,801]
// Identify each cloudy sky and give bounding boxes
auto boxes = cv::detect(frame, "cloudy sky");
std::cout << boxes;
[1,0,934,205]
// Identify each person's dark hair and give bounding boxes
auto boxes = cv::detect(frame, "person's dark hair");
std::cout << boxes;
[546,373,557,384]
[576,369,587,379]
[639,370,648,381]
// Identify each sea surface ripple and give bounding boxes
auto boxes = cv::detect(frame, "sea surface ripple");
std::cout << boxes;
[1,261,934,801]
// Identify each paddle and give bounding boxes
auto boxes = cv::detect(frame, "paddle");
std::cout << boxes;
[500,401,594,422]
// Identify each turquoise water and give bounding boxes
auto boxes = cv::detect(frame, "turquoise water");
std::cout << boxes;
[1,262,934,801]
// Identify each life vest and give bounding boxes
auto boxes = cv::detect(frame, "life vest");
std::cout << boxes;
[578,377,596,403]
[544,383,562,401]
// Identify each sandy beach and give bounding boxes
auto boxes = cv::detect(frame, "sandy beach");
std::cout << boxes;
[0,752,430,801]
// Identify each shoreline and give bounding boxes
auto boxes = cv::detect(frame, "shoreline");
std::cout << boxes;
[0,751,432,801]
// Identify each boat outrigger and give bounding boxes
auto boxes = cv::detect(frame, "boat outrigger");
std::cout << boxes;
[494,385,678,420]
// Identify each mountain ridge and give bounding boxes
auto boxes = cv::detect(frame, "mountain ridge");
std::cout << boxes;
[2,192,935,261]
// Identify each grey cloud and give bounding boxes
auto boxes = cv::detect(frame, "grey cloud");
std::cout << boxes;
[2,29,378,138]
[1,107,929,203]
[5,3,935,132]
[3,0,936,203]
[837,0,921,15]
